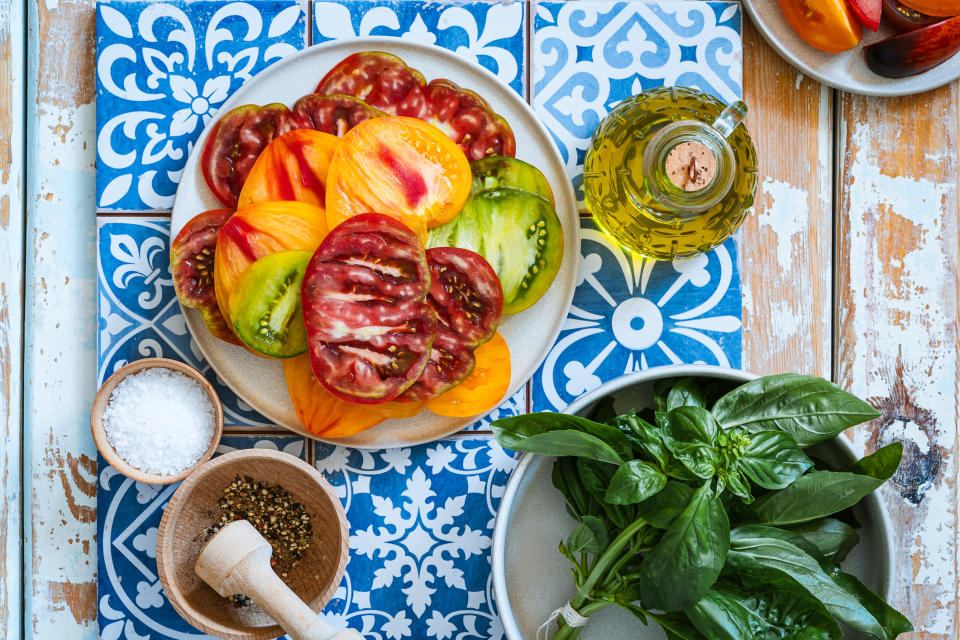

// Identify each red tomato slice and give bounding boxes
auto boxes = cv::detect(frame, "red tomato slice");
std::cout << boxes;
[325,116,471,241]
[214,201,328,325]
[301,213,438,404]
[316,51,516,160]
[283,354,422,438]
[425,247,502,347]
[237,129,339,208]
[170,208,240,345]
[425,331,511,417]
[292,93,386,137]
[398,330,476,402]
[201,104,311,207]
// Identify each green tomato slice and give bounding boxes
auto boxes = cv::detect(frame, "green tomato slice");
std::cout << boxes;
[470,156,555,207]
[428,189,563,314]
[229,250,311,358]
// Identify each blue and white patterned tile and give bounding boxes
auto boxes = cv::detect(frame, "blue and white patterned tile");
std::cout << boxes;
[313,0,526,96]
[96,0,306,211]
[532,218,742,412]
[97,217,273,427]
[98,434,305,640]
[532,0,742,200]
[313,436,518,639]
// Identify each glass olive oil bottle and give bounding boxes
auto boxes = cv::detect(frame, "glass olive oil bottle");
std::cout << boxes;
[583,87,758,260]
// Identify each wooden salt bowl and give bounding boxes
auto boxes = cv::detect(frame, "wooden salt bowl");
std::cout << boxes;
[156,449,350,640]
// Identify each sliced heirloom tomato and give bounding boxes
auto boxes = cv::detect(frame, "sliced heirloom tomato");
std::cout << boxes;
[237,130,339,208]
[428,189,563,314]
[425,331,511,417]
[777,0,862,53]
[899,0,960,15]
[229,251,311,358]
[214,201,328,326]
[201,104,311,207]
[470,156,555,207]
[170,208,241,345]
[301,213,438,404]
[399,248,503,402]
[316,51,516,160]
[283,354,423,438]
[326,116,471,241]
[292,94,386,137]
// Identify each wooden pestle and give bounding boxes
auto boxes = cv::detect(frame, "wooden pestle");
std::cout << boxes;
[196,520,362,640]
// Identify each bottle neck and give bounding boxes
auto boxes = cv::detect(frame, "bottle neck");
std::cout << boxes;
[641,120,736,215]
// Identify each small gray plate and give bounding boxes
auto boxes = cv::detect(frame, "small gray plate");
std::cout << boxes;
[743,0,960,96]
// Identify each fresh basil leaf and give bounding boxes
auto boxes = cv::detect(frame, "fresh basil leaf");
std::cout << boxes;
[492,412,632,463]
[578,458,617,501]
[710,580,842,640]
[720,468,753,503]
[726,532,887,639]
[685,588,834,640]
[566,515,608,554]
[612,412,670,468]
[784,518,860,562]
[731,525,833,573]
[844,442,903,480]
[605,460,668,505]
[639,483,730,612]
[636,481,695,529]
[588,395,619,424]
[647,612,708,640]
[712,374,880,446]
[660,407,720,479]
[833,572,913,638]
[667,378,708,411]
[739,430,813,490]
[654,378,675,412]
[750,470,884,526]
[552,457,600,521]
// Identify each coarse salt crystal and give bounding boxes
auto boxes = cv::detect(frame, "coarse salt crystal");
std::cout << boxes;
[101,367,216,476]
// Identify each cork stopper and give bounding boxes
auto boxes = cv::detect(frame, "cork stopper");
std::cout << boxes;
[665,142,716,192]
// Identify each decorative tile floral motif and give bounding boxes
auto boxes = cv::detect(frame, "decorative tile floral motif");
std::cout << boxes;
[97,435,306,640]
[532,218,742,412]
[96,0,305,211]
[97,218,273,427]
[313,0,526,96]
[314,437,517,639]
[532,1,741,199]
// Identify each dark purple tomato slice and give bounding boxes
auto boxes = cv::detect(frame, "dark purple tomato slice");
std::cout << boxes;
[398,330,476,402]
[425,247,502,347]
[170,208,241,345]
[292,94,386,137]
[301,213,437,404]
[315,51,516,160]
[201,103,311,207]
[882,0,939,31]
[865,14,960,77]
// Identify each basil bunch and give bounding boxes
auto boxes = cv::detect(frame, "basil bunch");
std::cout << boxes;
[492,374,912,640]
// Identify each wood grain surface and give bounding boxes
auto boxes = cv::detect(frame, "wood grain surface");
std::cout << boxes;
[836,84,960,638]
[0,0,25,638]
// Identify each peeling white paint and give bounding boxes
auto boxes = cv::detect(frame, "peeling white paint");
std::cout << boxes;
[754,177,808,272]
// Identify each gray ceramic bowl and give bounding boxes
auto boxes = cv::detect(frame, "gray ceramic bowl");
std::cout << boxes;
[492,365,895,640]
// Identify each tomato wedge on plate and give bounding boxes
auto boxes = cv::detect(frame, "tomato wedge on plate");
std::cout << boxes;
[283,354,423,438]
[237,130,339,208]
[777,0,862,52]
[201,104,310,207]
[292,93,386,137]
[301,213,438,404]
[214,201,328,326]
[325,116,471,241]
[426,331,511,417]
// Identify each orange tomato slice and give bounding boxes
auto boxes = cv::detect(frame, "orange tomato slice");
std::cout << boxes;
[283,354,423,438]
[426,332,511,417]
[899,0,960,15]
[777,0,862,53]
[214,201,327,324]
[237,129,339,208]
[325,116,471,241]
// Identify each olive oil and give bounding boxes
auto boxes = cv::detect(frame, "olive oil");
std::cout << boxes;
[583,87,758,260]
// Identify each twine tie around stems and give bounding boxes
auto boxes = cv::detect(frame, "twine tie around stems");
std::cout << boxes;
[537,602,589,639]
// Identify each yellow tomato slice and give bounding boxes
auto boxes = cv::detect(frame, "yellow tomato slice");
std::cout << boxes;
[283,354,423,438]
[777,0,862,53]
[425,332,511,418]
[237,129,339,208]
[325,116,471,241]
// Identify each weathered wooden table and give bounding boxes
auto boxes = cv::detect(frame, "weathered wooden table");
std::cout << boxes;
[1,1,957,637]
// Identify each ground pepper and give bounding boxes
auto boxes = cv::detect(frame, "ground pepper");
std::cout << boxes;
[205,476,313,607]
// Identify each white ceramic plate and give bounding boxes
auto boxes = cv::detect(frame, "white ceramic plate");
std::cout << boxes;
[743,0,960,96]
[492,365,897,640]
[171,37,579,448]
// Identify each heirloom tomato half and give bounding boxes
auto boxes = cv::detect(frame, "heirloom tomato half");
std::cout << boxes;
[425,331,511,417]
[325,116,471,241]
[214,201,327,325]
[292,93,386,137]
[283,354,423,438]
[170,208,240,345]
[237,130,339,208]
[301,213,437,404]
[777,0,862,52]
[201,104,310,207]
